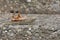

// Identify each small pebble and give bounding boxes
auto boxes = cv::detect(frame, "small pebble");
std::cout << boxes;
[10,33,14,36]
[10,7,13,9]
[27,0,31,2]
[29,28,31,30]
[5,30,7,33]
[25,34,28,36]
[27,38,29,40]
[27,31,32,35]
[39,37,42,39]
[52,28,55,31]
[4,5,7,7]
[9,30,11,32]
[3,27,6,30]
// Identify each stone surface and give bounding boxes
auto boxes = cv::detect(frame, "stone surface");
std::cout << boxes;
[0,0,60,40]
[0,0,60,14]
[0,14,60,40]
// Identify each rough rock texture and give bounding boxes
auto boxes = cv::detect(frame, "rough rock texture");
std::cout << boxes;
[0,14,60,40]
[0,0,60,40]
[0,0,60,14]
[0,24,60,40]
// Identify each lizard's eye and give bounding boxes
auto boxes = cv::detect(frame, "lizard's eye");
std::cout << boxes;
[10,10,14,13]
[16,11,19,13]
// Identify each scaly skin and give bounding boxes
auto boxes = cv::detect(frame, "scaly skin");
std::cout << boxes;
[11,12,26,21]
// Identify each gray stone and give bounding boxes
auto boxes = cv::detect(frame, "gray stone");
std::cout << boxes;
[27,31,32,35]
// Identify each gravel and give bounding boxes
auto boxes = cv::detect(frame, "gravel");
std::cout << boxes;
[0,0,60,40]
[0,14,60,40]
